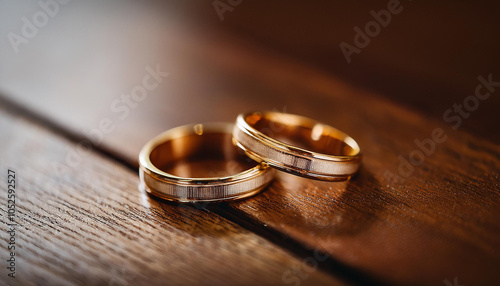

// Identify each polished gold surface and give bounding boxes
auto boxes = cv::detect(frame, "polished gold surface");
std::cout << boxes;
[233,112,361,181]
[139,123,274,202]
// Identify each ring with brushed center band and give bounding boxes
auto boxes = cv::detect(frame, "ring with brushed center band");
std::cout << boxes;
[232,111,361,181]
[139,123,274,202]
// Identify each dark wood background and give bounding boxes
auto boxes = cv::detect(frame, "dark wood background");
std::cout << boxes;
[1,1,499,285]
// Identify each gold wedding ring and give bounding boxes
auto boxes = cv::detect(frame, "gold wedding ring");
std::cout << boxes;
[139,123,274,202]
[233,112,361,181]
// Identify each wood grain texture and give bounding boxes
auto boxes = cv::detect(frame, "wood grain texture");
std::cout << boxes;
[0,108,340,286]
[1,1,500,285]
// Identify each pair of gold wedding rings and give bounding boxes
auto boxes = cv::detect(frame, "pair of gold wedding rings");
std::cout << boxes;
[139,111,361,202]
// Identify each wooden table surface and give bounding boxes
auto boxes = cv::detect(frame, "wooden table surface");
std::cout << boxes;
[1,1,499,286]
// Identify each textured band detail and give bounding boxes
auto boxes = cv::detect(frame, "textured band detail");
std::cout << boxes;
[234,128,358,176]
[140,166,274,202]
